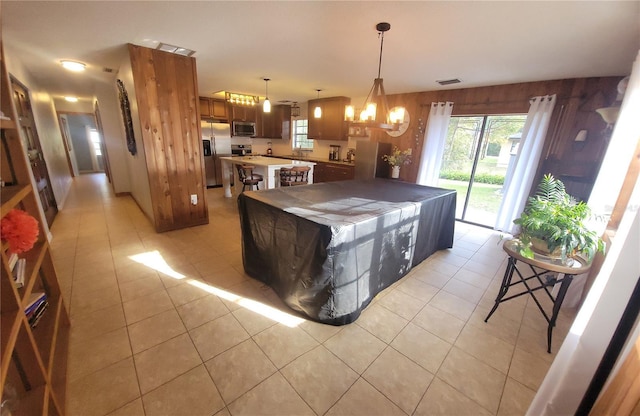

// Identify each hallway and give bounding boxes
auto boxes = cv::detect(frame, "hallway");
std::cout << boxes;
[51,174,575,416]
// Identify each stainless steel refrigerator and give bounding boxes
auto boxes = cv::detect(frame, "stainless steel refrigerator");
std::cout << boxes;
[354,141,392,180]
[201,120,232,187]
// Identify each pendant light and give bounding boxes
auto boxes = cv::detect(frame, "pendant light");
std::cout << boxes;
[344,22,405,132]
[314,89,322,119]
[263,78,271,113]
[291,102,301,118]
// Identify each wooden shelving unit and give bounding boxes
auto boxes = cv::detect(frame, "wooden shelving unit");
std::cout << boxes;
[1,45,69,415]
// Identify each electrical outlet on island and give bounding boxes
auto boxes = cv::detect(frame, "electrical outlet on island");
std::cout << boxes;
[190,194,198,205]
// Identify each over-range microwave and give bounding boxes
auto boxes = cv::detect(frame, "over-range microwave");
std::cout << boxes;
[232,120,256,137]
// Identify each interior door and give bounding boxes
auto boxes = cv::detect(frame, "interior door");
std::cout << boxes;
[11,76,58,226]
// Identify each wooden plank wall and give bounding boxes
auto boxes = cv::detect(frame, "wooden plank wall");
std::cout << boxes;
[129,44,208,232]
[372,76,621,201]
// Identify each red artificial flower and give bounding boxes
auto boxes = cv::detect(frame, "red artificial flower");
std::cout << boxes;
[1,209,39,254]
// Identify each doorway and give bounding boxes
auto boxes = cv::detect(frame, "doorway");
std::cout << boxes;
[11,76,58,226]
[438,114,527,227]
[57,112,103,174]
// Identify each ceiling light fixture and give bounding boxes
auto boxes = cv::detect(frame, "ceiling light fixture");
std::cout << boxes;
[60,60,86,72]
[291,102,301,118]
[314,89,322,119]
[64,96,78,102]
[263,78,271,113]
[225,92,258,106]
[344,22,405,132]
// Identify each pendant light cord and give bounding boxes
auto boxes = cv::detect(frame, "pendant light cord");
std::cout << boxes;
[377,30,385,79]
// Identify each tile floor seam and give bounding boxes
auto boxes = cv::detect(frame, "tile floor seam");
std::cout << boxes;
[357,373,412,416]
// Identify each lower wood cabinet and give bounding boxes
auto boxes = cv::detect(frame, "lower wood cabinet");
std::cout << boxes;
[314,162,355,183]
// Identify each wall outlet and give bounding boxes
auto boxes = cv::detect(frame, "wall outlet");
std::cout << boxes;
[190,194,197,205]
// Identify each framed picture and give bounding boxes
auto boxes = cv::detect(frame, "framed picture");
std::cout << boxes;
[116,79,137,156]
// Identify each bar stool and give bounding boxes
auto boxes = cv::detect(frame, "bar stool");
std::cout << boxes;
[280,166,310,186]
[236,164,263,192]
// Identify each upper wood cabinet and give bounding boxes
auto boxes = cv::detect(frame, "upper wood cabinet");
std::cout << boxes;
[229,104,257,123]
[260,105,291,139]
[308,96,350,141]
[199,97,228,121]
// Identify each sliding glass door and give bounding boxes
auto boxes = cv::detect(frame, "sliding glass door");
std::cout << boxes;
[438,115,527,227]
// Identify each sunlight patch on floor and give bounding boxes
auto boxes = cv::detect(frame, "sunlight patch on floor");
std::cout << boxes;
[129,250,304,327]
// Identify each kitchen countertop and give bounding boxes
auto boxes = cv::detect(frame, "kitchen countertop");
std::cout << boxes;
[220,155,316,167]
[266,154,355,166]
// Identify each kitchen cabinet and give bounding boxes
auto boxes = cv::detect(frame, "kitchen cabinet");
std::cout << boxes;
[308,96,350,141]
[199,97,228,121]
[1,46,69,416]
[229,104,258,124]
[260,105,291,139]
[313,161,355,183]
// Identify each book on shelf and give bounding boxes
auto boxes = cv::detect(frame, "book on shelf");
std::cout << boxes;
[28,300,49,328]
[13,258,26,288]
[8,252,18,270]
[24,291,46,315]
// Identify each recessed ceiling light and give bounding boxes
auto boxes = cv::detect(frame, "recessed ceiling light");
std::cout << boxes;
[60,60,86,72]
[64,96,78,102]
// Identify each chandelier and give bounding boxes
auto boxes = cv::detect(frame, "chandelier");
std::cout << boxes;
[344,22,405,132]
[225,92,259,106]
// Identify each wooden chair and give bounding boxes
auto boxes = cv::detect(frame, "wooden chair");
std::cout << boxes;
[236,164,263,192]
[280,166,310,187]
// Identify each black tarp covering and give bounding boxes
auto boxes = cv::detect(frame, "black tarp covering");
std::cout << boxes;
[237,179,456,325]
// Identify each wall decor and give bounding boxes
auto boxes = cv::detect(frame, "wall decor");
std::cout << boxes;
[117,79,136,155]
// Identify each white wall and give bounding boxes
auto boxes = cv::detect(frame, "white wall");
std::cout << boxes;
[116,50,153,222]
[93,82,131,193]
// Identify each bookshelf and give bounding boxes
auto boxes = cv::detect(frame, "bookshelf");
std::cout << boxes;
[1,45,69,415]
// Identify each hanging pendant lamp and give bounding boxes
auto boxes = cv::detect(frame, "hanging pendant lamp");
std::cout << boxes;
[314,89,322,118]
[263,78,271,113]
[344,22,405,132]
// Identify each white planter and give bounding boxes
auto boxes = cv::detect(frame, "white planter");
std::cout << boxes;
[391,166,400,178]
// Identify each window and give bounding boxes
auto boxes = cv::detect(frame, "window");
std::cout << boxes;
[292,119,313,149]
[89,129,102,155]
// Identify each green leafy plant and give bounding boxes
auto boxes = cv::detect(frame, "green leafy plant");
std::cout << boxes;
[513,174,605,260]
[382,146,412,167]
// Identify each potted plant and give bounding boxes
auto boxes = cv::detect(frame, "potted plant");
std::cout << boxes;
[382,146,411,178]
[513,174,605,262]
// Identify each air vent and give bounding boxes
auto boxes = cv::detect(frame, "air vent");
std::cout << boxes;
[437,78,461,86]
[103,67,114,73]
[156,42,195,57]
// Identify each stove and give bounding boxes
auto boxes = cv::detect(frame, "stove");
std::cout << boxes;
[231,144,252,156]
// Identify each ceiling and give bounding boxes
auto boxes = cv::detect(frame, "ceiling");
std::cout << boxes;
[2,1,639,107]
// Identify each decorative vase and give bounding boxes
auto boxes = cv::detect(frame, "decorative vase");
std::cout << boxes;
[391,165,400,179]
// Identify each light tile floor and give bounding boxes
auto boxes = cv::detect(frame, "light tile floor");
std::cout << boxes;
[51,173,578,416]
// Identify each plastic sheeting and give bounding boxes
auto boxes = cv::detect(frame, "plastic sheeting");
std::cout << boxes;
[238,179,456,325]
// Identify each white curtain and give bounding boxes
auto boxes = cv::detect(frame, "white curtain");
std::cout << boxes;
[416,102,453,186]
[494,94,557,234]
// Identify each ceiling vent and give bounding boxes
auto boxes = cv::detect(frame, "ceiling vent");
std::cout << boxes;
[437,78,461,86]
[103,67,114,73]
[156,42,195,57]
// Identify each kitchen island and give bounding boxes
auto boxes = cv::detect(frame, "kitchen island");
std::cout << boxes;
[220,156,315,197]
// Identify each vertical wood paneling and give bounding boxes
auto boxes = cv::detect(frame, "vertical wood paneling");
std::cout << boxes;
[128,44,208,232]
[384,77,622,200]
